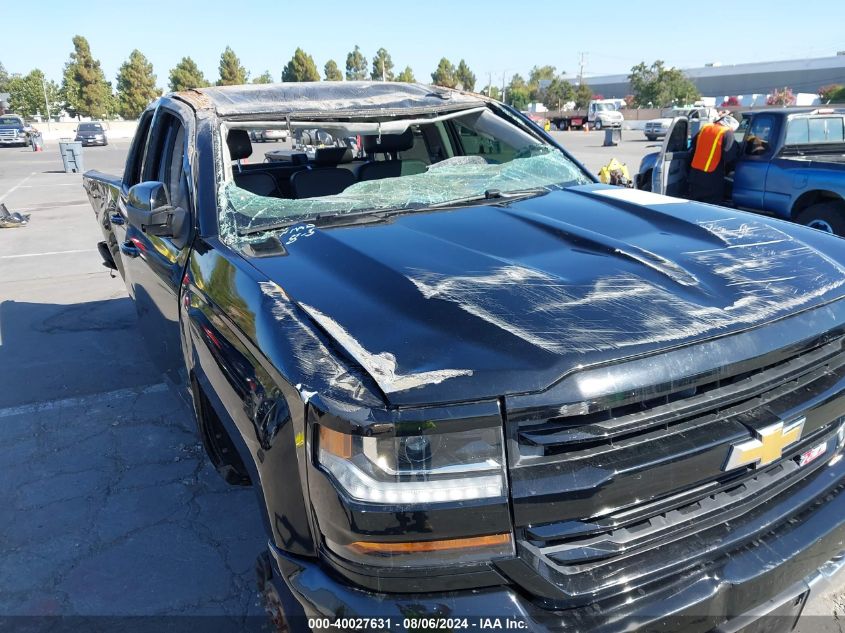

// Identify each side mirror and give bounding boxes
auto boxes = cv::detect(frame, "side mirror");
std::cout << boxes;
[127,181,182,237]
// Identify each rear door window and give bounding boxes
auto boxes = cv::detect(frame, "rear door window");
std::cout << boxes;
[785,116,845,145]
[809,117,844,143]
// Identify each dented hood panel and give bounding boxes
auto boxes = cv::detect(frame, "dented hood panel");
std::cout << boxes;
[248,186,845,406]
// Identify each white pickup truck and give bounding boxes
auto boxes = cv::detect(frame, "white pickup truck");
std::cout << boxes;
[644,106,719,141]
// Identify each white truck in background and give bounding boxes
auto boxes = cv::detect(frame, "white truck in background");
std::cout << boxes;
[548,99,624,131]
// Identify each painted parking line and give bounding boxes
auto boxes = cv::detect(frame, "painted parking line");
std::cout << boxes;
[19,183,86,188]
[0,248,96,259]
[0,171,37,202]
[0,383,169,419]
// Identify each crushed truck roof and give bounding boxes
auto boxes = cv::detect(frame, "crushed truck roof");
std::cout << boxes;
[173,81,487,118]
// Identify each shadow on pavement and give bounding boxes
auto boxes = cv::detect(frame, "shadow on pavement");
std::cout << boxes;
[0,298,267,626]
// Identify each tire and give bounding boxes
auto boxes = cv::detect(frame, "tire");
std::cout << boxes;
[796,202,845,236]
[645,135,657,141]
[638,169,653,192]
[594,119,602,131]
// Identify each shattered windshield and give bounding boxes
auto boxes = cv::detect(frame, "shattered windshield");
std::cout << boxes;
[218,105,592,243]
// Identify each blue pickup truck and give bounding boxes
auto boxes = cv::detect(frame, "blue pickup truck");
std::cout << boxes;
[637,108,845,235]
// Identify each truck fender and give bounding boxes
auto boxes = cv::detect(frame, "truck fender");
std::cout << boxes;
[790,190,845,220]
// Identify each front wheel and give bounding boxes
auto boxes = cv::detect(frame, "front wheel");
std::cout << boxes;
[796,202,845,236]
[593,119,602,131]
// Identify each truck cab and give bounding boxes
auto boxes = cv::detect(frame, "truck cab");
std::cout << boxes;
[587,99,624,130]
[0,114,32,147]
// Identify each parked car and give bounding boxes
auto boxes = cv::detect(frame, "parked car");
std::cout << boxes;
[75,121,108,146]
[84,83,845,633]
[638,107,845,234]
[0,114,32,147]
[249,128,288,143]
[644,106,719,141]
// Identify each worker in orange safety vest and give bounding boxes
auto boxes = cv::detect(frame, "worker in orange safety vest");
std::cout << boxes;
[687,113,740,204]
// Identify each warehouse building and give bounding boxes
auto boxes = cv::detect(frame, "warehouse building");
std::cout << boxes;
[575,54,845,100]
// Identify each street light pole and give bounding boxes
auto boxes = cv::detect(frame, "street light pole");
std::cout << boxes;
[41,77,51,132]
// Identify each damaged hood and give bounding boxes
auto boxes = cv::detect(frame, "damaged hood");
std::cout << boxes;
[249,186,845,407]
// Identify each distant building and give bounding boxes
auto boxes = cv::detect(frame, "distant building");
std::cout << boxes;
[573,55,845,101]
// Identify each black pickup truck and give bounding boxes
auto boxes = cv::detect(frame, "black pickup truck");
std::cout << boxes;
[84,82,845,632]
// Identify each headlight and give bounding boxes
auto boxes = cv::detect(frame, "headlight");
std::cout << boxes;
[318,424,507,505]
[318,423,513,567]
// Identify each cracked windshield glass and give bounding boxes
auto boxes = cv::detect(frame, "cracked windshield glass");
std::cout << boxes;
[219,106,592,241]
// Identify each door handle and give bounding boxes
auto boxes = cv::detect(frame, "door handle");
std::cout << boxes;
[120,240,141,258]
[110,213,125,226]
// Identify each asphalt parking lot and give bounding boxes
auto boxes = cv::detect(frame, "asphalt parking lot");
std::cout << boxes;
[0,140,268,632]
[0,132,842,632]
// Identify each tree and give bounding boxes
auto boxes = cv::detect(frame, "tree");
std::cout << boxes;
[116,50,159,119]
[628,60,699,107]
[252,70,273,84]
[7,70,61,118]
[431,58,457,88]
[528,65,557,86]
[345,45,368,80]
[282,48,320,82]
[371,48,394,81]
[505,73,529,108]
[455,59,476,91]
[324,60,342,81]
[542,76,573,110]
[485,85,501,101]
[819,84,845,102]
[169,56,209,92]
[527,65,558,102]
[573,83,593,109]
[395,66,415,83]
[61,35,113,118]
[217,46,247,86]
[0,61,9,94]
[767,87,795,106]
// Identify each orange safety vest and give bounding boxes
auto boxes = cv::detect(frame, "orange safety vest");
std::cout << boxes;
[690,124,728,173]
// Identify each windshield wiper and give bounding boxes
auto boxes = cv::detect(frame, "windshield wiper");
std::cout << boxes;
[425,187,550,210]
[237,188,551,237]
[237,207,397,236]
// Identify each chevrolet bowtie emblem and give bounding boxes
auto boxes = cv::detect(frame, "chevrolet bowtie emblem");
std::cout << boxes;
[723,418,805,471]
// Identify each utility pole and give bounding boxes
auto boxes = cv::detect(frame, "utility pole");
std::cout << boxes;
[577,52,588,87]
[501,71,507,104]
[41,77,52,132]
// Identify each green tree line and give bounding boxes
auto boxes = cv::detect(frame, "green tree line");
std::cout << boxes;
[0,37,706,120]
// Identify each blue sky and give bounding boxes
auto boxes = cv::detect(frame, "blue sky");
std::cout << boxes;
[4,0,844,87]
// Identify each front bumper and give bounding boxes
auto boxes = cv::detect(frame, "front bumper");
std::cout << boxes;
[0,137,27,145]
[268,476,845,632]
[77,138,106,146]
